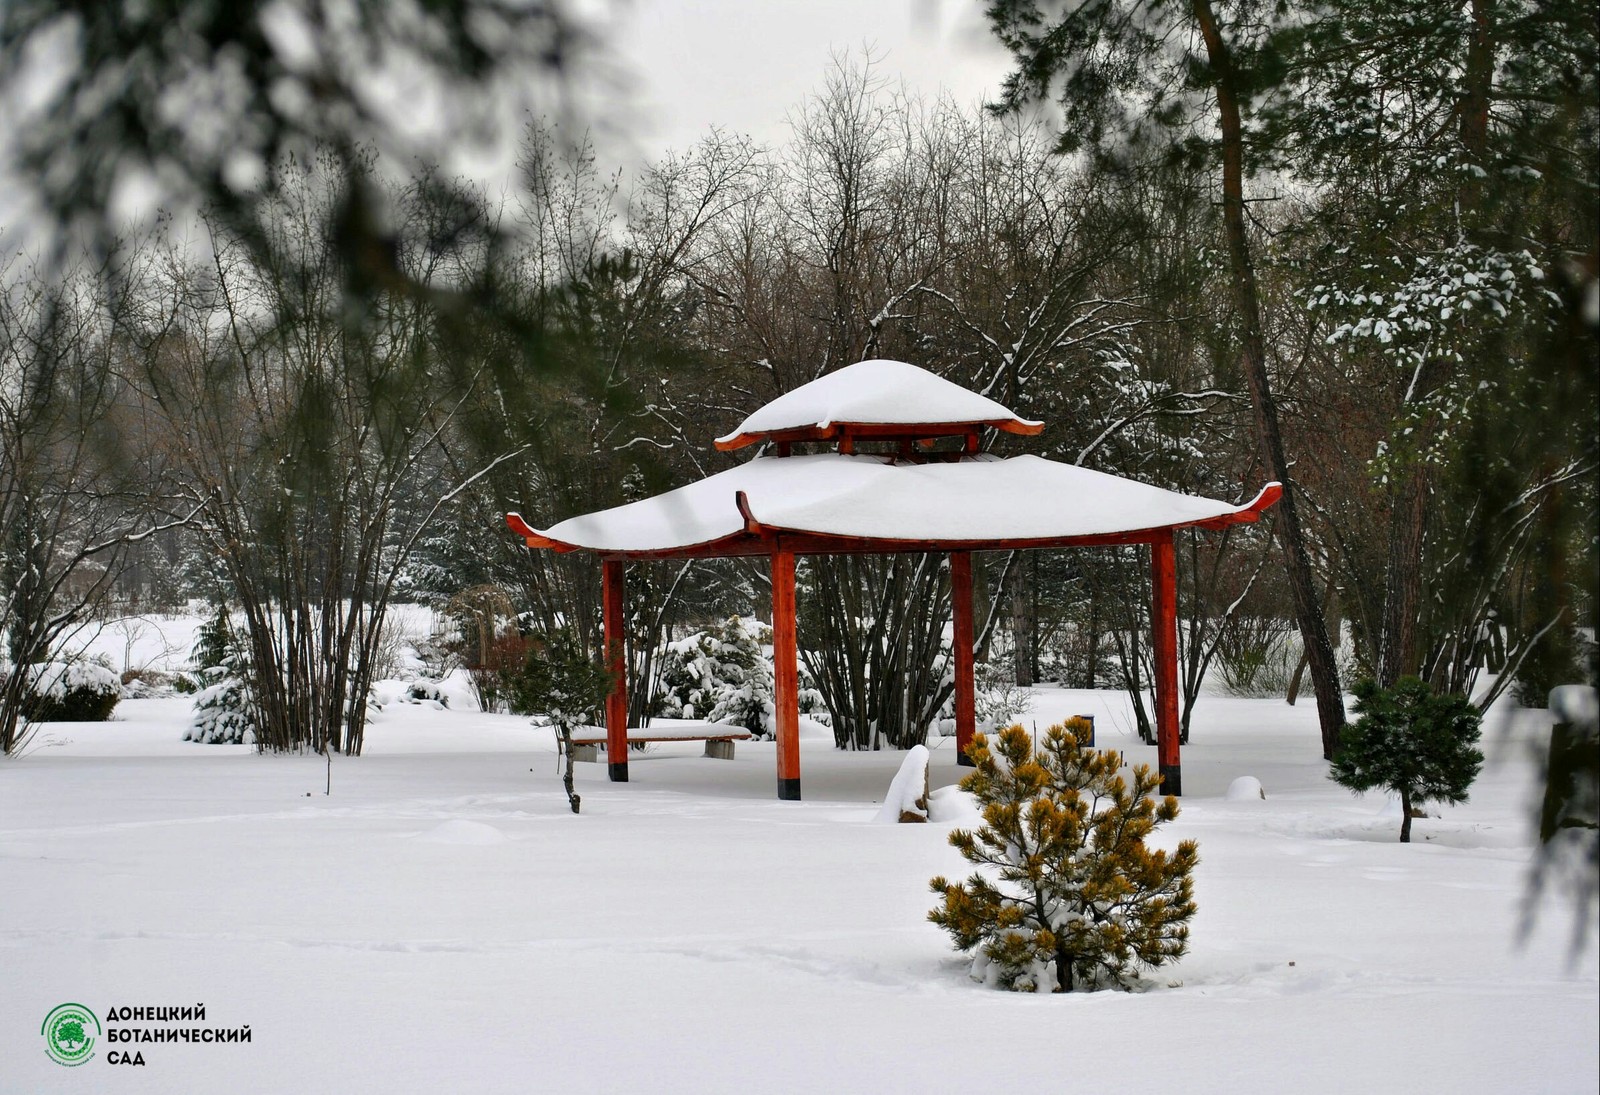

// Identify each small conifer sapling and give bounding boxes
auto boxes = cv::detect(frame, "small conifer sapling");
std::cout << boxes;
[1330,676,1484,842]
[519,635,615,815]
[930,719,1197,992]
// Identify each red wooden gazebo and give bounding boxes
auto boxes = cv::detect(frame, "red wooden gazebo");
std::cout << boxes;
[507,359,1279,800]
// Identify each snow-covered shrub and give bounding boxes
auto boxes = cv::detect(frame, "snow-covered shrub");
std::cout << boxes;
[795,661,829,729]
[974,660,1032,729]
[183,606,258,745]
[22,659,121,722]
[186,671,257,744]
[1215,615,1299,697]
[930,719,1197,993]
[1330,676,1483,843]
[119,669,173,699]
[652,617,827,737]
[654,617,767,732]
[403,680,450,707]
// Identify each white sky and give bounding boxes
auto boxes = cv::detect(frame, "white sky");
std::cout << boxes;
[0,1,1017,255]
[579,0,1015,162]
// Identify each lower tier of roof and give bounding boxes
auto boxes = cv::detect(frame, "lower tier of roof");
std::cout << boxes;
[507,453,1280,559]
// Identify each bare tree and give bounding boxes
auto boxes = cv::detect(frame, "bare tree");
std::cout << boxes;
[0,256,180,753]
[133,154,513,755]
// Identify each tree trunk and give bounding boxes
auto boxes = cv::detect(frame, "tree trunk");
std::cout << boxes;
[1399,788,1413,843]
[1011,560,1035,687]
[1289,582,1341,705]
[559,727,581,814]
[1378,471,1429,686]
[1459,0,1495,204]
[1086,590,1100,690]
[1193,0,1346,758]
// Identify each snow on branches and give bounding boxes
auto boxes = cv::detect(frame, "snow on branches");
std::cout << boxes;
[930,720,1196,993]
[1307,241,1552,477]
[652,616,827,738]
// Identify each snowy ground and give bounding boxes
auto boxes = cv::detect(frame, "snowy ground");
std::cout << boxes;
[2,678,1596,1093]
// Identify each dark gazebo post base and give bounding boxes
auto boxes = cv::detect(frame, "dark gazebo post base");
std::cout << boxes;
[1151,534,1181,796]
[602,559,629,783]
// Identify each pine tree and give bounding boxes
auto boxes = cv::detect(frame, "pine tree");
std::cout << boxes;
[651,617,828,738]
[930,719,1197,992]
[517,635,614,815]
[1330,676,1484,842]
[184,605,258,745]
[653,617,768,732]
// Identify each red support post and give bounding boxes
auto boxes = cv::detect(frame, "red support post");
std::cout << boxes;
[602,559,629,783]
[772,550,801,800]
[1150,534,1181,795]
[951,552,977,766]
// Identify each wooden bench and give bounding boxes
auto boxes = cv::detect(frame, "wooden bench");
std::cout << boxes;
[561,720,754,762]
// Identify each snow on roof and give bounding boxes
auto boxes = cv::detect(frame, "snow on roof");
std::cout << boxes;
[509,453,1279,556]
[714,359,1042,449]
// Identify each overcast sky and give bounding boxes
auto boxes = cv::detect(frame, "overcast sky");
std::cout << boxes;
[580,0,1015,162]
[0,2,1018,254]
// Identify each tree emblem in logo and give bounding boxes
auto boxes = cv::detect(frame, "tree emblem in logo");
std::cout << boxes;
[42,1003,99,1067]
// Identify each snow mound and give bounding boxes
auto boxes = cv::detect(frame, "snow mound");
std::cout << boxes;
[873,745,930,823]
[927,784,981,827]
[414,820,508,845]
[798,715,833,740]
[1226,776,1266,801]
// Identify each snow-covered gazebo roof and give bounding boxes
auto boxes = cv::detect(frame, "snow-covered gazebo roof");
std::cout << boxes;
[507,359,1277,559]
[508,452,1278,558]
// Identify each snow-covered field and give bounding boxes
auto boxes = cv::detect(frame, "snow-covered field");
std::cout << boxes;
[2,677,1596,1093]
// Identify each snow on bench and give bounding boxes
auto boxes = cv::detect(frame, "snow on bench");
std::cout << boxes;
[560,719,753,761]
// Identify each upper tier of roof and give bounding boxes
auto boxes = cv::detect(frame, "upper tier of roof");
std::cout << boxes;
[714,359,1043,451]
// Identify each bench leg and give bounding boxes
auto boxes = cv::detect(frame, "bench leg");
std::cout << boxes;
[703,740,736,760]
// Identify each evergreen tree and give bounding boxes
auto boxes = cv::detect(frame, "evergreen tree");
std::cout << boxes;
[653,617,769,731]
[930,720,1197,992]
[184,605,258,745]
[1330,676,1485,842]
[651,616,828,738]
[516,635,614,815]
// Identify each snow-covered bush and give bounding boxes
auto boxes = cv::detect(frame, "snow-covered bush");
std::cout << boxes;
[930,719,1197,993]
[654,617,767,731]
[21,658,121,722]
[653,617,827,737]
[974,660,1032,729]
[119,669,174,699]
[183,607,258,745]
[186,672,257,744]
[1215,616,1299,697]
[1330,676,1483,843]
[403,680,451,707]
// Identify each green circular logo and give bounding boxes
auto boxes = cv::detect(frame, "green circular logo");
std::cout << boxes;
[41,1003,99,1067]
